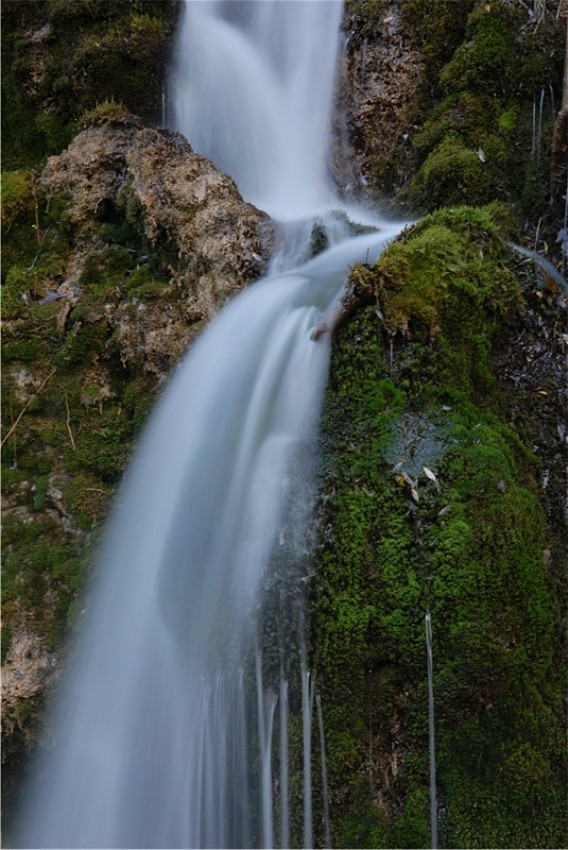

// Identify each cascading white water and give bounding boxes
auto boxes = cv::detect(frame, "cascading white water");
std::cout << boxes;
[172,0,343,220]
[279,674,290,849]
[15,2,405,848]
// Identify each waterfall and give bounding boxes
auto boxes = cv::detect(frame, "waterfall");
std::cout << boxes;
[256,652,278,850]
[279,675,290,850]
[14,2,405,847]
[301,643,316,849]
[172,0,343,220]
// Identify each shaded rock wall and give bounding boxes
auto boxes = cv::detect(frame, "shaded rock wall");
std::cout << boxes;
[342,0,565,239]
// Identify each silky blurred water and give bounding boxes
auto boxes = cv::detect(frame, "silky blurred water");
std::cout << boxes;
[15,3,404,846]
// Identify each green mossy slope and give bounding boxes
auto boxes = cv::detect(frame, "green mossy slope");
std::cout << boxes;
[310,206,566,848]
[1,166,163,660]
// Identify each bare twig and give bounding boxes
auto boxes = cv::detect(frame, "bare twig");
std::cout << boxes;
[9,404,18,468]
[64,392,76,451]
[1,369,56,448]
[533,217,541,251]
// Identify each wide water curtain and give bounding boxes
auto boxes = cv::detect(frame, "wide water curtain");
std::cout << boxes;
[173,0,344,218]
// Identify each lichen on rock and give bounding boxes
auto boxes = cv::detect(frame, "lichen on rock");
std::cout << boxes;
[40,121,273,345]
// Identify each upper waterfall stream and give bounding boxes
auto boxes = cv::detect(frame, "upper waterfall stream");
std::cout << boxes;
[15,2,404,847]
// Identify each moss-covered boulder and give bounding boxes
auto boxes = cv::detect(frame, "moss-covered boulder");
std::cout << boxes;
[309,206,566,848]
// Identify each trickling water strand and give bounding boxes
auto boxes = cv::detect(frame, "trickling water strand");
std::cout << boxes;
[426,612,438,850]
[532,87,555,166]
[549,83,556,118]
[279,675,290,850]
[256,651,277,850]
[301,643,315,849]
[537,88,546,166]
[316,693,332,850]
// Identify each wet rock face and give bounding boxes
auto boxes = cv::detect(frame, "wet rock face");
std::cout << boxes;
[2,630,58,740]
[493,281,568,572]
[340,1,423,204]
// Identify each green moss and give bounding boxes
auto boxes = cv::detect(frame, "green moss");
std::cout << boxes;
[122,374,159,430]
[391,788,430,848]
[439,4,522,99]
[399,0,474,100]
[357,206,521,399]
[1,171,35,225]
[2,1,179,169]
[124,266,169,301]
[63,472,112,529]
[80,97,135,129]
[2,514,86,651]
[406,2,564,214]
[412,135,489,209]
[311,206,565,848]
[64,11,171,124]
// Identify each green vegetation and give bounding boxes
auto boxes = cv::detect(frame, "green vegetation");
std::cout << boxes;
[400,0,475,102]
[1,0,178,170]
[2,512,87,651]
[1,161,165,659]
[405,2,564,213]
[310,207,566,848]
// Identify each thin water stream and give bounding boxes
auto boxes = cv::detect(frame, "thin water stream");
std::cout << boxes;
[426,612,438,850]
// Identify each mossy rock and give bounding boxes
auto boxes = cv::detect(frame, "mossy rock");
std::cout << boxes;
[2,513,87,651]
[406,2,564,215]
[1,161,170,690]
[1,1,179,170]
[310,206,566,848]
[347,205,522,399]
